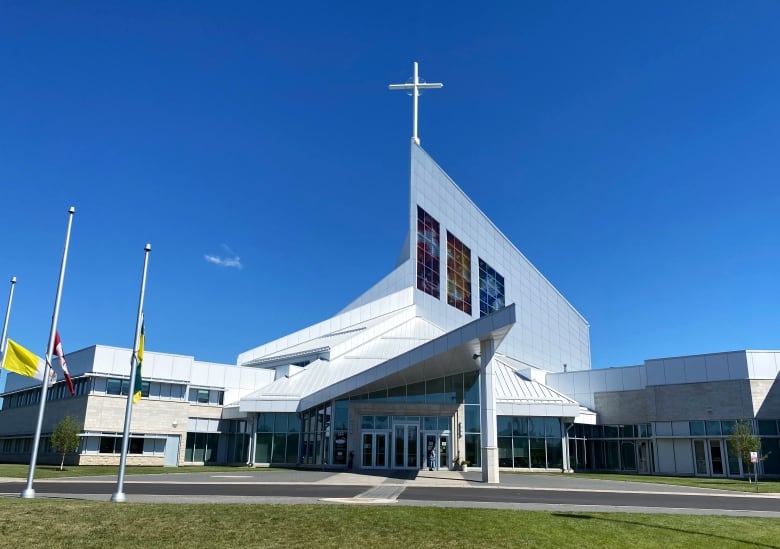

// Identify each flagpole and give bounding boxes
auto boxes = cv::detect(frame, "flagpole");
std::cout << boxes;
[22,207,75,499]
[112,243,151,503]
[0,277,18,388]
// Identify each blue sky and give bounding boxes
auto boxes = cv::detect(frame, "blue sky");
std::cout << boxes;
[1,2,778,380]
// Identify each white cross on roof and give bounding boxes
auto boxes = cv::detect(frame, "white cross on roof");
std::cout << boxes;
[388,62,443,145]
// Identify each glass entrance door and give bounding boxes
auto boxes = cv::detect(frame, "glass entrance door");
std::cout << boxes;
[693,440,708,475]
[394,424,418,469]
[709,440,725,476]
[361,432,389,468]
[424,432,451,470]
[637,441,650,474]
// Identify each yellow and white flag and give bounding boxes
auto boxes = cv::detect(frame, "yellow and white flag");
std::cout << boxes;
[2,339,56,385]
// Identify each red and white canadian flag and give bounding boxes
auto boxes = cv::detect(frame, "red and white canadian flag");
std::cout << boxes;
[54,331,75,396]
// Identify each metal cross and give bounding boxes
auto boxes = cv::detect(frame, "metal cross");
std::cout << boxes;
[388,62,443,145]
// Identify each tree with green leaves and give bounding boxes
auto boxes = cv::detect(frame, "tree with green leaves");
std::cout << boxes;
[51,415,81,471]
[729,420,761,479]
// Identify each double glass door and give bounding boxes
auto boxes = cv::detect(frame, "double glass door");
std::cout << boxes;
[394,424,418,469]
[361,420,451,470]
[693,439,726,476]
[362,432,389,468]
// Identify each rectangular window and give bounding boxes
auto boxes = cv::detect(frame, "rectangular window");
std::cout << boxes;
[689,421,705,436]
[513,437,529,468]
[497,416,513,437]
[464,405,480,433]
[416,206,440,298]
[478,258,505,317]
[705,421,722,436]
[99,436,118,454]
[530,438,546,468]
[498,437,513,467]
[106,378,122,396]
[547,438,563,469]
[189,388,212,404]
[758,420,778,436]
[603,425,619,438]
[446,231,472,314]
[129,437,144,454]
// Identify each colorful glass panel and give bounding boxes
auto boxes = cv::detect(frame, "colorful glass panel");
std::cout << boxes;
[416,206,440,298]
[447,231,471,314]
[478,258,505,317]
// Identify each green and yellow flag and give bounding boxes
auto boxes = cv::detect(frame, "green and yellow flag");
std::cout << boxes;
[132,322,144,404]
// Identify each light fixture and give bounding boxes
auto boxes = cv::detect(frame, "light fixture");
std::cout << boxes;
[472,354,480,360]
[172,419,178,428]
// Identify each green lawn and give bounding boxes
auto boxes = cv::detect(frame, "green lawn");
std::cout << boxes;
[553,471,780,494]
[0,500,777,548]
[0,464,258,479]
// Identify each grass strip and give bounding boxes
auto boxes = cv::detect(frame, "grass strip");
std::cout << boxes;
[0,500,778,548]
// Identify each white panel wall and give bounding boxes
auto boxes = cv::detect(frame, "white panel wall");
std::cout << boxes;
[546,365,645,411]
[747,351,780,379]
[409,145,591,374]
[656,439,676,474]
[645,351,753,385]
[672,439,694,474]
[237,288,414,365]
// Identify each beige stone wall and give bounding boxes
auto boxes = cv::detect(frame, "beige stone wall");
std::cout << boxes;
[753,379,780,418]
[81,398,227,465]
[78,454,164,466]
[84,396,191,433]
[186,403,224,419]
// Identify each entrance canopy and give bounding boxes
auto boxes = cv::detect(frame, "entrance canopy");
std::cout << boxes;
[238,304,516,413]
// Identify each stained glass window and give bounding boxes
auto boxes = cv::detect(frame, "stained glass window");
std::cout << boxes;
[478,258,505,317]
[447,231,471,314]
[416,206,440,298]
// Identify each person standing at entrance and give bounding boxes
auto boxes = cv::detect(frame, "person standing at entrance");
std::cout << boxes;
[428,447,437,471]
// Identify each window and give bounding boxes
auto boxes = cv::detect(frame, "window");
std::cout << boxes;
[416,207,440,298]
[105,378,130,396]
[129,438,144,454]
[189,388,216,404]
[99,436,119,454]
[689,421,705,436]
[478,258,505,317]
[705,421,722,436]
[446,231,472,314]
[106,379,122,396]
[255,412,301,465]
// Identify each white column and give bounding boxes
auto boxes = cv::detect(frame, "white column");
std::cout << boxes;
[479,338,499,483]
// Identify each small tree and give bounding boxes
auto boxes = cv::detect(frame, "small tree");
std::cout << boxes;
[51,415,81,471]
[729,420,761,480]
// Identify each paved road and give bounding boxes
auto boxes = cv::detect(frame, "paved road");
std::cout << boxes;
[1,470,778,517]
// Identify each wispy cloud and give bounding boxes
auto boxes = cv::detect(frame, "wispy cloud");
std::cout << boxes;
[204,244,243,269]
